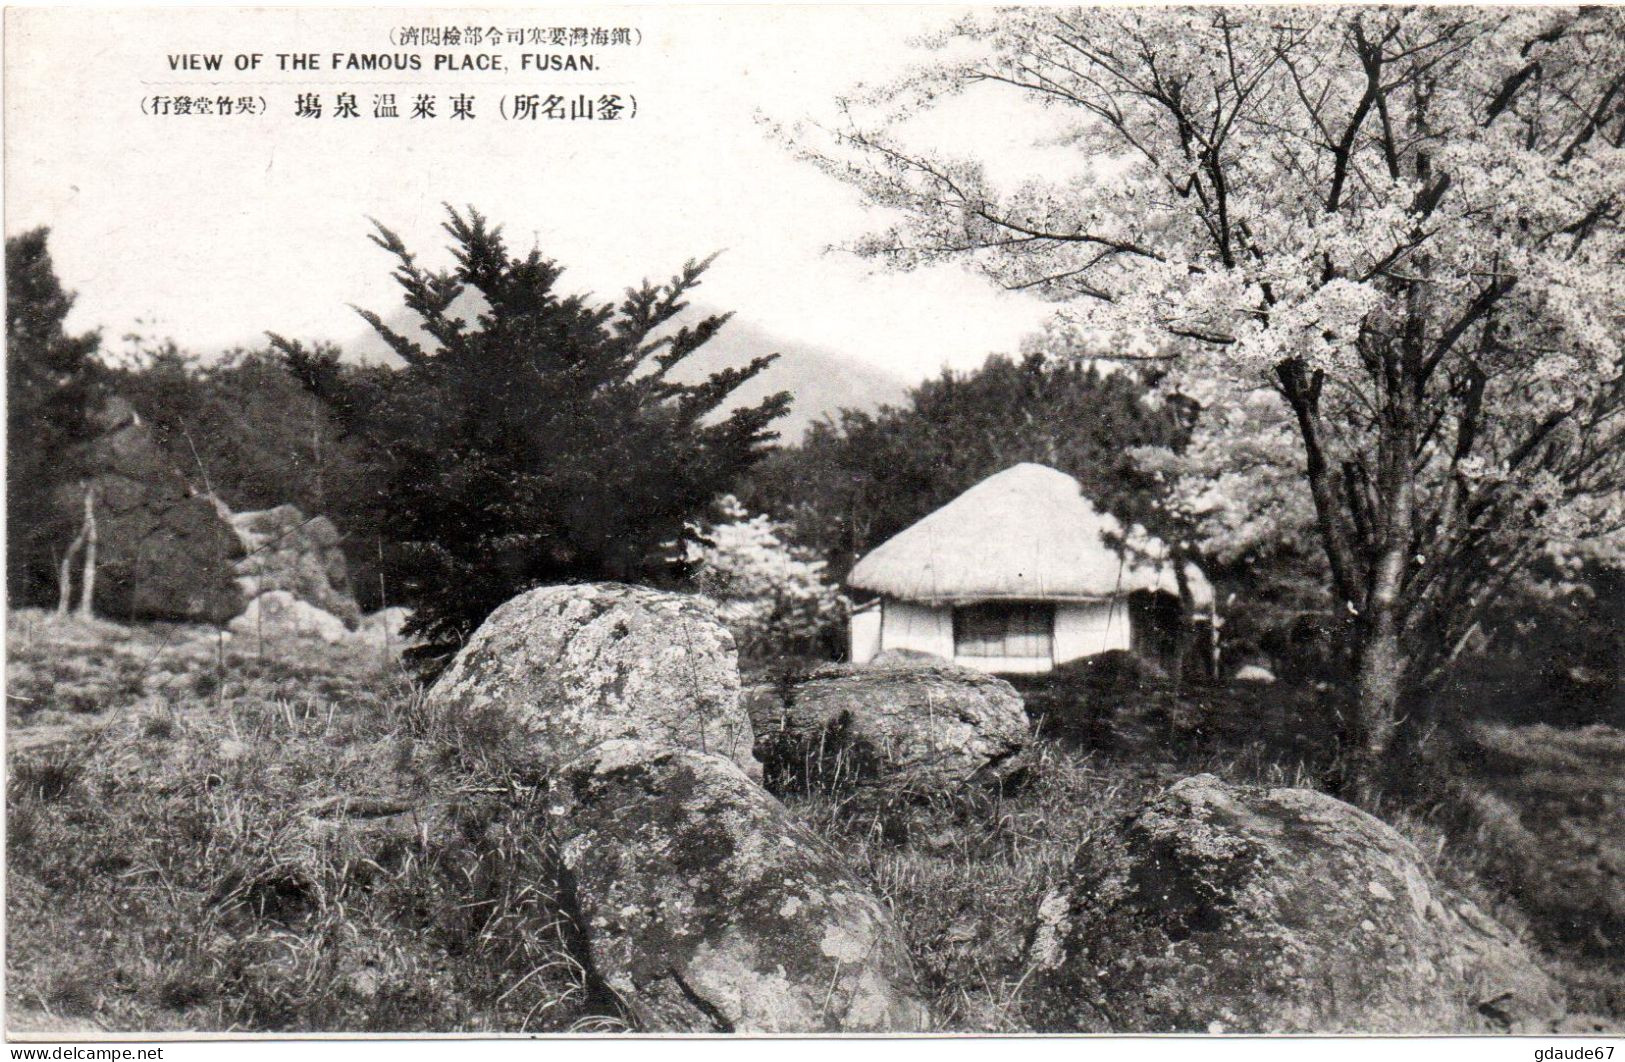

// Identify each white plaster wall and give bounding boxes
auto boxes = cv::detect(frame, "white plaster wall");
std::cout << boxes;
[849,605,882,664]
[952,654,1053,675]
[1054,600,1132,664]
[879,599,955,660]
[870,598,1133,672]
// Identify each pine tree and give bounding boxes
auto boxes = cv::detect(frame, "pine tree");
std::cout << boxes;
[6,228,103,606]
[274,205,790,674]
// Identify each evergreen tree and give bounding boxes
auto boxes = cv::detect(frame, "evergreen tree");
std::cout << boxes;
[6,228,103,605]
[274,206,789,673]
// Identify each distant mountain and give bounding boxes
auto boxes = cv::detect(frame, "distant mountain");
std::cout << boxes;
[665,316,909,441]
[338,306,910,442]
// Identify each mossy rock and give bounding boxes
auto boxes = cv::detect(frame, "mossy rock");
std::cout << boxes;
[547,740,930,1032]
[427,583,757,777]
[1028,773,1565,1033]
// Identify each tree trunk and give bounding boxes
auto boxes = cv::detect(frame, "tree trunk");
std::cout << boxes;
[1350,624,1404,796]
[1209,597,1221,680]
[76,483,99,619]
[1348,525,1411,799]
[56,484,90,617]
[312,419,326,513]
[56,528,85,616]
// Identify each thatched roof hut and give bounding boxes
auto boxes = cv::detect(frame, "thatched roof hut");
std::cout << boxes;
[847,463,1211,674]
[849,463,1211,606]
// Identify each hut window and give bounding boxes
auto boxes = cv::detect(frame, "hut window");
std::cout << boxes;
[953,603,1053,659]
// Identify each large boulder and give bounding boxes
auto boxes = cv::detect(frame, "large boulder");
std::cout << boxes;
[1028,774,1566,1033]
[57,397,244,623]
[226,502,360,627]
[427,583,758,777]
[227,590,350,644]
[753,657,1028,795]
[547,740,931,1032]
[351,606,414,652]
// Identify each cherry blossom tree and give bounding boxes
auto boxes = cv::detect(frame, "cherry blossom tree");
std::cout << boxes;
[686,496,846,660]
[790,7,1625,792]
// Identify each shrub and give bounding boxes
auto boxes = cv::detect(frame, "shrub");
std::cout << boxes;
[686,495,845,661]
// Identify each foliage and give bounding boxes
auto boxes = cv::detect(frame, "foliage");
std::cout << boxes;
[685,495,846,660]
[744,352,1189,584]
[1131,400,1339,679]
[5,228,103,606]
[273,205,789,674]
[789,7,1625,785]
[1449,558,1624,728]
[112,344,368,514]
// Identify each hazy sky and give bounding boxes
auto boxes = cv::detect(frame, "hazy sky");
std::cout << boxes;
[5,5,1060,382]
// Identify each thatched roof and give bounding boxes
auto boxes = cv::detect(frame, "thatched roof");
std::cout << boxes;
[847,463,1213,607]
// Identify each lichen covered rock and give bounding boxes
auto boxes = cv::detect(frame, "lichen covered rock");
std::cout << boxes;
[548,740,930,1032]
[227,502,360,627]
[426,583,758,777]
[754,657,1028,795]
[352,606,414,653]
[58,396,245,623]
[1028,773,1565,1034]
[227,590,350,644]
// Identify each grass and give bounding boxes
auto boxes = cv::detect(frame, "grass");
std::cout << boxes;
[6,610,1620,1032]
[776,680,1352,1031]
[5,610,603,1033]
[1429,722,1625,1018]
[772,653,1621,1030]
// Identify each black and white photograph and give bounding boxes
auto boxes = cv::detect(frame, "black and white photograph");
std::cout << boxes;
[3,3,1623,1046]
